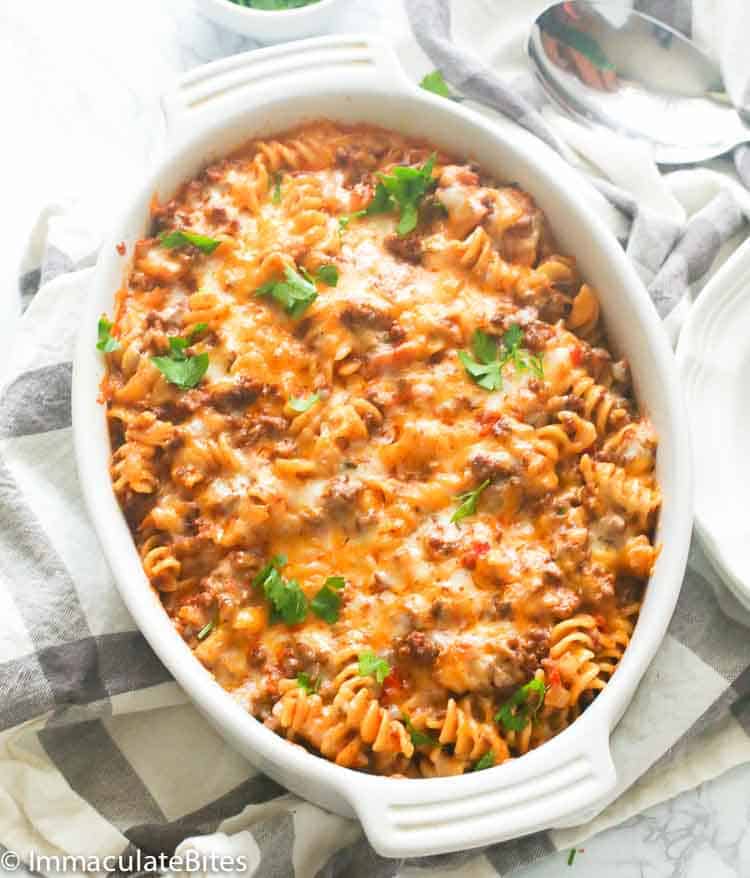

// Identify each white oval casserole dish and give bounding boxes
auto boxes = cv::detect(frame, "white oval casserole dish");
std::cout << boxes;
[72,35,692,858]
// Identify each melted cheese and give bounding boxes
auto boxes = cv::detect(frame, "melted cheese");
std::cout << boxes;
[104,122,660,777]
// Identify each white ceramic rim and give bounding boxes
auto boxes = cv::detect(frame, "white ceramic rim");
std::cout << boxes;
[71,34,692,858]
[676,237,750,611]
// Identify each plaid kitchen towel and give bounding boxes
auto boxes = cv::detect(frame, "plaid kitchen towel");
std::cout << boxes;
[4,2,750,877]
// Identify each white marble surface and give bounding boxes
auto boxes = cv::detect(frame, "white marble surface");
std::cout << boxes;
[2,1,748,875]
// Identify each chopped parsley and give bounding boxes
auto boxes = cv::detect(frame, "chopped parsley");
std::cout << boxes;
[297,672,320,694]
[272,172,283,204]
[230,0,321,9]
[315,264,339,287]
[495,677,546,732]
[458,325,543,391]
[310,576,345,624]
[472,751,496,771]
[377,154,437,236]
[419,70,452,98]
[339,155,437,237]
[255,265,317,318]
[252,555,308,626]
[96,316,120,353]
[502,324,545,379]
[159,229,221,254]
[196,617,215,641]
[451,479,490,525]
[151,330,209,390]
[186,321,208,342]
[358,650,391,684]
[402,714,437,748]
[288,392,320,413]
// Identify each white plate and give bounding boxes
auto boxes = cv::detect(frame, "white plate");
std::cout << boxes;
[677,237,750,614]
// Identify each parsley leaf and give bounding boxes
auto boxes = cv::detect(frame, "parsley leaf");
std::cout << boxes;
[472,751,496,771]
[402,714,437,748]
[501,324,545,379]
[196,618,215,641]
[419,70,452,98]
[152,352,209,390]
[338,211,365,231]
[311,576,345,624]
[458,329,504,391]
[358,650,391,684]
[316,264,339,287]
[234,0,320,9]
[96,316,120,353]
[255,265,317,318]
[288,392,320,413]
[377,154,437,236]
[272,172,283,204]
[252,555,287,588]
[187,322,208,343]
[339,156,437,237]
[252,555,308,626]
[451,479,490,525]
[495,677,546,732]
[459,325,544,391]
[297,672,320,693]
[159,229,221,254]
[151,328,209,390]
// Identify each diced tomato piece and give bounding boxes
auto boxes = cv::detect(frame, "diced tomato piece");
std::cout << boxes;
[382,668,404,701]
[547,666,562,687]
[461,541,490,570]
[570,345,584,367]
[478,411,499,436]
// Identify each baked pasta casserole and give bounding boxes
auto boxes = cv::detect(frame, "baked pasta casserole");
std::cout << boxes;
[100,122,661,777]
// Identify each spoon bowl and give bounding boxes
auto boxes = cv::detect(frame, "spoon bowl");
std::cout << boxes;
[528,1,750,164]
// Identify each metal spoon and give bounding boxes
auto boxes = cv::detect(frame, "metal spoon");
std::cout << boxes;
[528,1,750,164]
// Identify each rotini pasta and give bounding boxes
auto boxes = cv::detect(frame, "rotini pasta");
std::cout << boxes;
[101,122,660,777]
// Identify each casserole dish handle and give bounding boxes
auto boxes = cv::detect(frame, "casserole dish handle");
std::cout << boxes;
[161,34,413,144]
[348,714,616,858]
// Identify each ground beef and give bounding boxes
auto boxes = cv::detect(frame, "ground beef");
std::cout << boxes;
[520,627,550,674]
[491,307,553,351]
[210,377,268,412]
[616,576,645,607]
[546,394,586,416]
[423,521,461,560]
[469,449,518,482]
[384,232,423,264]
[237,415,288,446]
[541,586,581,619]
[394,631,440,664]
[340,302,394,332]
[322,476,363,518]
[335,144,386,183]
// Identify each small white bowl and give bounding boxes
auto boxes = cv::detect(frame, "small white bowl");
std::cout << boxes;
[195,0,348,43]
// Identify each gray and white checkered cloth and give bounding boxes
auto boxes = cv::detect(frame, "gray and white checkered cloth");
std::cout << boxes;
[4,1,750,875]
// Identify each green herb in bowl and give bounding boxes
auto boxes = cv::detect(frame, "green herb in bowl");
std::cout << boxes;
[229,0,321,9]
